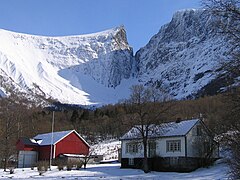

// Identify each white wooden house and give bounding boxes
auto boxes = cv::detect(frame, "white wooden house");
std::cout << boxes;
[120,119,219,172]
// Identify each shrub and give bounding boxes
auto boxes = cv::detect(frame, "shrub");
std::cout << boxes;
[76,161,83,170]
[9,167,14,174]
[37,161,48,175]
[66,160,74,171]
[55,159,65,171]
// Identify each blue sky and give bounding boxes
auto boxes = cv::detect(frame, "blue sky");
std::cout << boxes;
[0,0,200,52]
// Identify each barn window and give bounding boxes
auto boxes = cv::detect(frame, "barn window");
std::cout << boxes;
[166,140,181,152]
[126,143,138,153]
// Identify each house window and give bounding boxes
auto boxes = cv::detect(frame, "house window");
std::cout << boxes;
[166,140,181,152]
[128,158,134,166]
[148,141,156,157]
[126,143,139,153]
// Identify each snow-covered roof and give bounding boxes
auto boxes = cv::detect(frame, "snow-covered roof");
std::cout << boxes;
[61,154,86,158]
[120,119,199,140]
[33,130,74,146]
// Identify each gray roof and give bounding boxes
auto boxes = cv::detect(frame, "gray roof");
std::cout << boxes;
[34,130,73,146]
[120,119,199,140]
[20,137,39,146]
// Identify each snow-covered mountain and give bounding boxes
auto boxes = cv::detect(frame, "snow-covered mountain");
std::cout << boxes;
[135,9,235,99]
[0,26,135,105]
[0,9,237,105]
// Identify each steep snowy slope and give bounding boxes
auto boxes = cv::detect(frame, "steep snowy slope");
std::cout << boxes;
[135,9,234,98]
[0,27,135,105]
[0,9,237,105]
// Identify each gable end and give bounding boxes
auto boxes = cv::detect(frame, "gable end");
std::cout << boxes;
[54,130,90,148]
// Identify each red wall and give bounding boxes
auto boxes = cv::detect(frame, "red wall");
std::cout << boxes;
[38,145,52,161]
[16,139,38,151]
[55,132,89,158]
[16,139,25,151]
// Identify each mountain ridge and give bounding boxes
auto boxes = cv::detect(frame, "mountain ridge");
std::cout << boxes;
[0,26,135,105]
[0,9,238,105]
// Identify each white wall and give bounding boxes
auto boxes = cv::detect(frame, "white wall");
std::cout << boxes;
[121,140,144,158]
[186,121,218,158]
[156,137,185,157]
[121,136,186,158]
[186,122,201,157]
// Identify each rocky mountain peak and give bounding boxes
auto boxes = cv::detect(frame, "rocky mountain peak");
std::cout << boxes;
[135,9,233,99]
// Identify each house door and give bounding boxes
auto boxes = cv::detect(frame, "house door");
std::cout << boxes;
[18,151,38,168]
[148,141,156,157]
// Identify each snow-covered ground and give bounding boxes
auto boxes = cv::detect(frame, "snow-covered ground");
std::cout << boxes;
[92,140,121,161]
[0,160,229,180]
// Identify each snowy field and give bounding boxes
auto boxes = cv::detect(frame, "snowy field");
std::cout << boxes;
[0,160,229,180]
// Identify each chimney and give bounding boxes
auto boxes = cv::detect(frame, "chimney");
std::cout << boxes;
[176,117,181,123]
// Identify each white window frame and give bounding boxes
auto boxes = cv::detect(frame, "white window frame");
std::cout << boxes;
[126,143,139,153]
[166,140,181,152]
[128,158,134,166]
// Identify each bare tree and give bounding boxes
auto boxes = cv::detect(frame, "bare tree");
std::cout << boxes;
[223,88,240,130]
[81,146,99,169]
[123,85,172,173]
[202,0,240,74]
[226,132,240,179]
[222,88,240,179]
[0,97,23,170]
[0,95,34,171]
[192,128,218,167]
[202,1,240,178]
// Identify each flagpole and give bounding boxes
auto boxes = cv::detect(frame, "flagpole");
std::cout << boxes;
[49,111,55,170]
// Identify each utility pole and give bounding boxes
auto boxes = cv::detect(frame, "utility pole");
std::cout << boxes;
[49,111,55,170]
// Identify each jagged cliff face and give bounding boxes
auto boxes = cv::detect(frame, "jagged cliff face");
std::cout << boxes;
[0,9,237,105]
[91,27,133,87]
[0,27,134,105]
[56,27,133,88]
[135,9,233,98]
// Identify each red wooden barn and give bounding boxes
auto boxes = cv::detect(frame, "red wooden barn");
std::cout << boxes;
[16,130,90,167]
